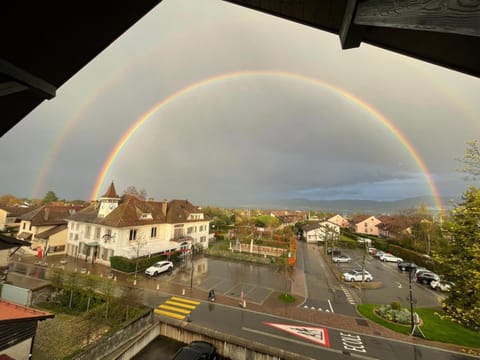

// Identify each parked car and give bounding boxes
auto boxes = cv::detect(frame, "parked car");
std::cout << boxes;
[414,266,428,275]
[430,279,453,292]
[144,260,173,276]
[380,254,403,263]
[343,269,373,282]
[332,255,352,263]
[397,261,418,272]
[374,250,388,258]
[416,271,440,285]
[367,247,377,255]
[327,247,341,256]
[172,341,217,360]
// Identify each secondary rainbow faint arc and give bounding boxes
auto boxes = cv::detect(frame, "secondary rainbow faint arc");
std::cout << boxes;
[91,70,444,211]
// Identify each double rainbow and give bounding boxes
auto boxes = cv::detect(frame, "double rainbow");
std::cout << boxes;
[90,70,444,211]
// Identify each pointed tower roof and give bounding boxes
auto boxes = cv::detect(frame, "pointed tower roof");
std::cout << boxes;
[101,182,119,199]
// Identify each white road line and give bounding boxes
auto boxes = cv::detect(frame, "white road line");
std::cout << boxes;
[241,327,379,360]
[328,299,334,313]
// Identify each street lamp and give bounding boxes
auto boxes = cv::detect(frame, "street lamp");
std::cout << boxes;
[408,267,424,338]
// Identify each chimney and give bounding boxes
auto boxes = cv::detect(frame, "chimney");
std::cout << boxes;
[43,208,49,221]
[162,200,168,216]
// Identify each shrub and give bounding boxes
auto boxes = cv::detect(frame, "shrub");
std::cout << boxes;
[390,301,402,310]
[375,304,412,325]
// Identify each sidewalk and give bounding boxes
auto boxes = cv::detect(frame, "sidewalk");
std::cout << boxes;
[11,251,477,355]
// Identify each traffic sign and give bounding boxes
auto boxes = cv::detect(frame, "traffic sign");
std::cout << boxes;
[264,322,330,347]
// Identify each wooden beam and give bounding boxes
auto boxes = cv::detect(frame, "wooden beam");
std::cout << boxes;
[355,0,480,37]
[0,58,56,99]
[339,0,366,49]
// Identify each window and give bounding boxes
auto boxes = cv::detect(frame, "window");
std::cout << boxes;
[95,227,101,239]
[75,223,79,230]
[23,222,26,230]
[187,226,194,234]
[200,236,206,243]
[151,227,157,238]
[85,225,91,238]
[174,228,184,238]
[129,229,137,240]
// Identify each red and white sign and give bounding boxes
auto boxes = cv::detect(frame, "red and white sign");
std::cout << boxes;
[264,322,330,347]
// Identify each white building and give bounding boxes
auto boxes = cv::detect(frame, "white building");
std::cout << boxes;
[302,221,340,243]
[65,182,211,266]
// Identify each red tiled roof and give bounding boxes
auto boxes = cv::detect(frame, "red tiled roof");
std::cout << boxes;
[68,196,209,227]
[0,300,54,322]
[19,205,85,226]
[36,224,68,239]
[101,182,120,199]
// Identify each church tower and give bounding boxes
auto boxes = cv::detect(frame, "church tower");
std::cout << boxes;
[97,182,120,218]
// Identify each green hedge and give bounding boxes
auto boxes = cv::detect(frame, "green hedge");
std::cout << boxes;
[385,244,439,271]
[110,253,171,273]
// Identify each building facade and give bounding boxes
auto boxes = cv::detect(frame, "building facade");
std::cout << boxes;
[65,183,211,267]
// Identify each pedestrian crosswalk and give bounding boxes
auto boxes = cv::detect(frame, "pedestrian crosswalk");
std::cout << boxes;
[340,285,356,305]
[154,296,200,320]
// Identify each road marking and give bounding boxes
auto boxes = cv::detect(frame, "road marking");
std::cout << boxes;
[242,327,379,359]
[159,304,191,314]
[395,281,403,289]
[264,322,330,347]
[328,299,334,313]
[154,309,185,319]
[340,285,356,305]
[165,300,197,309]
[340,332,367,353]
[154,296,200,320]
[171,296,200,305]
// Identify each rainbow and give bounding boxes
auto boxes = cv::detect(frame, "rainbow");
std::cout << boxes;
[91,70,444,210]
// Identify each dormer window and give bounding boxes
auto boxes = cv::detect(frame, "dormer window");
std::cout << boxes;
[140,213,153,220]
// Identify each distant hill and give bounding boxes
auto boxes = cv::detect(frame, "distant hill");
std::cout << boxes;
[235,196,459,214]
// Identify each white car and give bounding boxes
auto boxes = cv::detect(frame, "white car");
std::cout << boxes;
[145,261,173,276]
[430,279,452,292]
[380,254,403,263]
[332,255,352,263]
[343,270,373,282]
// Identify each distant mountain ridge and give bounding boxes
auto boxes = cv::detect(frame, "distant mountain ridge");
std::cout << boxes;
[236,195,458,214]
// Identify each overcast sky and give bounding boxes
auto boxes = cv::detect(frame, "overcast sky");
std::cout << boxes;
[1,0,479,207]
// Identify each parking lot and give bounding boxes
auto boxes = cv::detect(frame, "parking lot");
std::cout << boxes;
[331,248,444,308]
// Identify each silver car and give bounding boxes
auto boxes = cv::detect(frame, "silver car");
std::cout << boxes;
[332,255,352,263]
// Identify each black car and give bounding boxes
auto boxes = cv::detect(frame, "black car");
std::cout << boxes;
[416,271,440,285]
[326,247,341,256]
[397,261,417,272]
[172,341,217,360]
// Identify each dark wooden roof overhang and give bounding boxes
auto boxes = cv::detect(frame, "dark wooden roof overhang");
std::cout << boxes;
[224,0,479,78]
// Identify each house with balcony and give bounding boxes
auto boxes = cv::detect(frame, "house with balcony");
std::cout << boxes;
[0,204,35,234]
[16,204,84,255]
[65,182,211,267]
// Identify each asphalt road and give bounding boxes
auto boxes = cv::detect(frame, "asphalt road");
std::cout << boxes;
[150,297,477,360]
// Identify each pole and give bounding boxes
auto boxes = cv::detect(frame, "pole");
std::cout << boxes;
[408,269,415,333]
[190,246,194,290]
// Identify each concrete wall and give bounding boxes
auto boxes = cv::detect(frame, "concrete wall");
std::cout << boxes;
[73,312,316,360]
[74,311,156,360]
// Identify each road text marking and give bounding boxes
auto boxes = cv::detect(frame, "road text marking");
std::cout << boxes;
[340,332,366,353]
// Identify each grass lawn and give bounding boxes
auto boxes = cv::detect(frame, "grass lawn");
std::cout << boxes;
[358,304,480,349]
